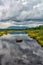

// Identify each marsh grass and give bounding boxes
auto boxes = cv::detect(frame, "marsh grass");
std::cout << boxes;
[28,26,43,47]
[0,25,43,46]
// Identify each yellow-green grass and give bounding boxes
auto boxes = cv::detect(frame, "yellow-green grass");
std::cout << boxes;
[0,30,15,36]
[28,29,43,47]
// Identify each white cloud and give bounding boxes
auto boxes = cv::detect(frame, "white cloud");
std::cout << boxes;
[0,0,43,28]
[0,21,15,28]
[0,20,43,28]
[0,0,23,20]
[0,0,43,20]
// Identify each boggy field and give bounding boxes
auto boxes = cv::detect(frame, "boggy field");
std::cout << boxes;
[0,25,43,46]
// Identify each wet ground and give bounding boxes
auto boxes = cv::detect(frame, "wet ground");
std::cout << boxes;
[0,32,43,65]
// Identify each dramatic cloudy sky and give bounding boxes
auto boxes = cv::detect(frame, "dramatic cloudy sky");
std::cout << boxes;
[0,0,43,28]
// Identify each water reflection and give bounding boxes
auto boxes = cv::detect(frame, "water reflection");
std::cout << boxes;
[0,31,43,65]
[10,31,26,34]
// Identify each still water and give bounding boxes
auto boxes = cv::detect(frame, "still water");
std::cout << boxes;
[10,31,26,34]
[0,31,43,65]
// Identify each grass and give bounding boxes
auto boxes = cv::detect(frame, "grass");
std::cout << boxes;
[0,29,15,36]
[0,25,43,46]
[28,26,43,47]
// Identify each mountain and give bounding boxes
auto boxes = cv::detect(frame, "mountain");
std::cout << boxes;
[7,26,28,29]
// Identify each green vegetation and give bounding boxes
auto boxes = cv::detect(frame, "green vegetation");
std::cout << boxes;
[0,25,43,46]
[0,29,13,36]
[28,25,43,47]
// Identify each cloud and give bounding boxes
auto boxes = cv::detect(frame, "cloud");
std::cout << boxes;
[0,0,43,28]
[0,0,43,20]
[0,0,23,21]
[0,20,42,28]
[0,21,15,28]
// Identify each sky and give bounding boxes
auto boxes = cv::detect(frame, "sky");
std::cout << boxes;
[0,0,43,28]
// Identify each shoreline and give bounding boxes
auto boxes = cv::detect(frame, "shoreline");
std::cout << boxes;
[28,30,43,47]
[28,34,43,47]
[0,25,43,46]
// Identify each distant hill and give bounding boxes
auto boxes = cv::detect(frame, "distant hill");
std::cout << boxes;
[7,26,28,29]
